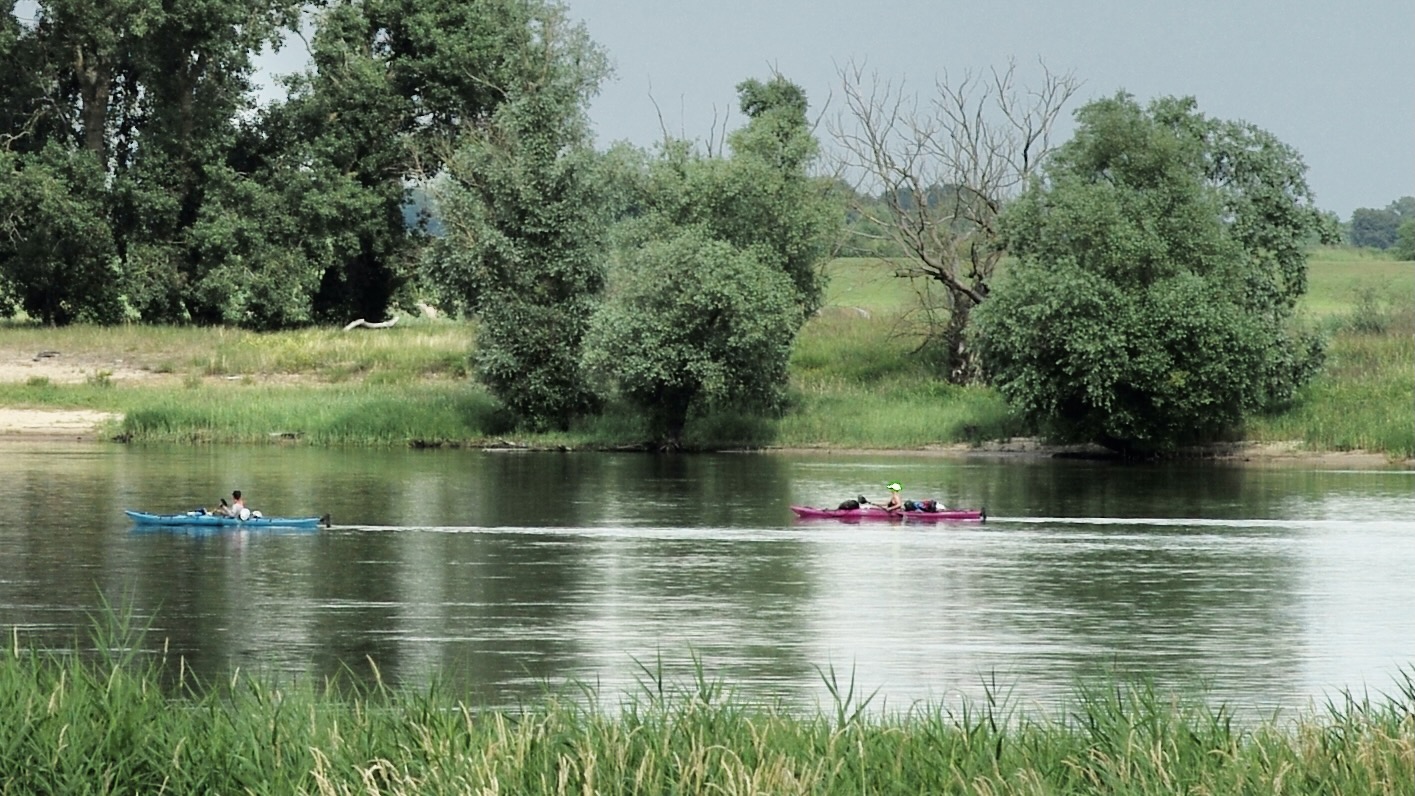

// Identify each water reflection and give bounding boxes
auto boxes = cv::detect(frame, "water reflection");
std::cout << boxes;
[999,521,1304,702]
[0,444,1410,716]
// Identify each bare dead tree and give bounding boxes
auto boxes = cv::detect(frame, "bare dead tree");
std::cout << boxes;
[830,59,1079,382]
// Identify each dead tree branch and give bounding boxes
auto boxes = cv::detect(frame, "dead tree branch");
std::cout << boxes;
[829,59,1079,381]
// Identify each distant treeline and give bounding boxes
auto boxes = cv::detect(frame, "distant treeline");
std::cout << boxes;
[1344,197,1415,257]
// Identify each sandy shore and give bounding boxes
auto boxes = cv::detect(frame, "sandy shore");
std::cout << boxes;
[0,345,145,441]
[0,346,181,385]
[0,409,120,442]
[767,441,1406,468]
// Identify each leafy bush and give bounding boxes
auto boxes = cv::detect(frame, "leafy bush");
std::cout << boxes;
[974,94,1332,454]
[583,229,800,444]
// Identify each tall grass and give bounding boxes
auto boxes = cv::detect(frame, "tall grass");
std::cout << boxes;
[785,306,1023,448]
[0,318,472,381]
[118,383,506,446]
[1244,271,1413,457]
[4,619,1412,795]
[1248,325,1414,458]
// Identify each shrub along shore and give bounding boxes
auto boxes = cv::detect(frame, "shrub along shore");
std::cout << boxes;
[4,623,1412,795]
[0,251,1410,458]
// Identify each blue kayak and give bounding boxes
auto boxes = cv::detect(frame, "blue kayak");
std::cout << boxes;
[125,510,329,529]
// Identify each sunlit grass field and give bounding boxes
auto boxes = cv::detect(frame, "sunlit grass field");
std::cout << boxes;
[790,252,1413,456]
[783,304,1021,447]
[1266,248,1412,456]
[1303,246,1415,316]
[0,318,473,381]
[0,248,1409,455]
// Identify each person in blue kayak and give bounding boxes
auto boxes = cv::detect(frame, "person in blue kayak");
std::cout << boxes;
[218,490,252,520]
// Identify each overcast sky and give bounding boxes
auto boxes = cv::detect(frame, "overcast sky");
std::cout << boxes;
[562,0,1413,218]
[17,0,1407,217]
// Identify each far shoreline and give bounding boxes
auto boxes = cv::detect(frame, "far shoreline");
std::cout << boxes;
[754,442,1411,469]
[1,408,1408,470]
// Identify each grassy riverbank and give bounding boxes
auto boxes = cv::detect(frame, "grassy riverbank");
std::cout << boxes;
[5,625,1411,795]
[0,248,1409,456]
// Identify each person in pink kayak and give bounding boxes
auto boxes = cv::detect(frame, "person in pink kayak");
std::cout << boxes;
[884,482,950,513]
[881,482,905,513]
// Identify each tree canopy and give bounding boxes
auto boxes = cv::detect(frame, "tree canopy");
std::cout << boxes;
[582,229,799,443]
[0,0,584,328]
[972,94,1332,455]
[581,75,841,444]
[425,2,610,430]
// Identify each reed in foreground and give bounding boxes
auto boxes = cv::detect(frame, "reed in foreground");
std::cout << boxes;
[4,626,1412,795]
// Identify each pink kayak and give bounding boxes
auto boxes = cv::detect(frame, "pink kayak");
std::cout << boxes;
[790,505,986,522]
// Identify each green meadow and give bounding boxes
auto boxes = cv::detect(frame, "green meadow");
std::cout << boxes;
[0,248,1409,457]
[1246,248,1412,456]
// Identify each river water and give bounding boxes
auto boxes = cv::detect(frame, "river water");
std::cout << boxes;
[2,442,1411,717]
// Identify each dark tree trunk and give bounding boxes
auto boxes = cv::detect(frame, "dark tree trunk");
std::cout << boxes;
[657,387,695,448]
[74,50,111,161]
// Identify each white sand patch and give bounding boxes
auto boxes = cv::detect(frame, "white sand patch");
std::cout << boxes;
[0,408,119,439]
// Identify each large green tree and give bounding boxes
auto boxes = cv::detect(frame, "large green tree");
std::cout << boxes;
[0,144,121,324]
[425,2,609,430]
[582,75,840,445]
[725,76,836,317]
[582,229,799,443]
[261,0,541,325]
[1,0,296,325]
[634,76,837,321]
[972,94,1333,455]
[3,0,569,328]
